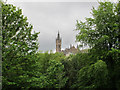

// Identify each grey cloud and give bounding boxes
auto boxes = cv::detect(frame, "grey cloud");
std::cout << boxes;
[8,2,99,52]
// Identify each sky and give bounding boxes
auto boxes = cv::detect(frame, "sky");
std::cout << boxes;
[5,0,101,52]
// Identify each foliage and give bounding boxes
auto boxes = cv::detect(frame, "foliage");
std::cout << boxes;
[63,53,91,87]
[76,1,120,89]
[73,60,108,88]
[2,3,39,89]
[46,59,68,88]
[29,52,67,88]
[2,1,120,89]
[76,2,120,52]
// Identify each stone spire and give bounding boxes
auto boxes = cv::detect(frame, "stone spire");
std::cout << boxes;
[56,31,61,52]
[57,31,60,39]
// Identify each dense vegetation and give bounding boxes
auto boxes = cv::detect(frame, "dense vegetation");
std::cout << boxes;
[2,1,120,89]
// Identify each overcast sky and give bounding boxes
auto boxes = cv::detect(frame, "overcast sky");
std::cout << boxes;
[6,1,100,52]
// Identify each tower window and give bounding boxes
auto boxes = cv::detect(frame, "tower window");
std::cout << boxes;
[59,45,61,48]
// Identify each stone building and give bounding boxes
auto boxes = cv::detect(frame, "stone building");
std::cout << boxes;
[56,31,62,52]
[56,32,79,56]
[62,45,79,56]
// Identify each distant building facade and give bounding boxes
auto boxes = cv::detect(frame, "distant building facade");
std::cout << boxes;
[62,45,79,56]
[56,31,62,52]
[56,32,79,56]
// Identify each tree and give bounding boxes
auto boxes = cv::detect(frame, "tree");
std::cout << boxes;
[29,52,67,88]
[63,52,99,88]
[116,1,120,49]
[2,3,39,89]
[76,1,120,89]
[74,60,108,88]
[46,59,68,88]
[76,2,120,52]
[63,53,91,87]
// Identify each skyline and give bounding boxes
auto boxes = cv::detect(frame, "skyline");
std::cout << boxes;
[6,2,99,52]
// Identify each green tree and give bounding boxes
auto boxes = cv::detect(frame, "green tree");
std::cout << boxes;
[2,3,39,89]
[28,52,67,88]
[74,60,108,88]
[63,52,98,88]
[76,2,120,52]
[76,1,120,89]
[46,59,68,88]
[63,53,91,87]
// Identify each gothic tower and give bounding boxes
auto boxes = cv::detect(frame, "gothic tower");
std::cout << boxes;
[56,31,61,52]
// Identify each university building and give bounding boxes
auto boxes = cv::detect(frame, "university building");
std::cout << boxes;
[56,31,79,56]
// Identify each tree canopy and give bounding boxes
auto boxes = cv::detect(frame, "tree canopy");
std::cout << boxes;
[2,3,40,89]
[76,1,120,89]
[76,1,120,52]
[1,1,120,89]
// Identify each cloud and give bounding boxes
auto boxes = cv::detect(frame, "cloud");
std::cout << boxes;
[7,2,99,52]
